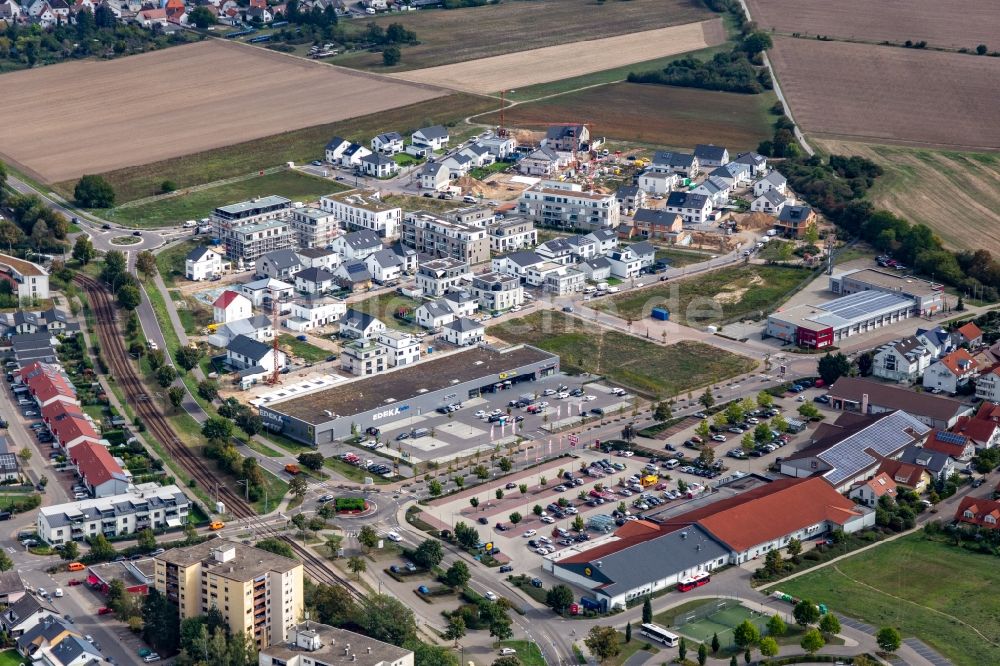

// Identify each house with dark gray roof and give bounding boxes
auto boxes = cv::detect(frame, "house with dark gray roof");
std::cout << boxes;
[693,143,729,168]
[443,317,485,347]
[491,251,545,282]
[0,570,24,604]
[371,131,404,154]
[411,125,450,150]
[294,267,337,295]
[751,188,789,215]
[872,336,933,383]
[255,249,303,280]
[544,124,590,152]
[1,595,58,636]
[665,191,713,224]
[732,151,768,176]
[333,261,373,292]
[324,136,351,163]
[364,248,403,284]
[330,229,383,261]
[652,151,699,177]
[226,335,285,373]
[339,309,385,340]
[359,153,399,179]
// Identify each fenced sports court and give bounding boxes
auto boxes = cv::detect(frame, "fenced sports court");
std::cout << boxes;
[672,599,771,648]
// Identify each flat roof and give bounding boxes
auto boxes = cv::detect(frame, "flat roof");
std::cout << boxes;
[325,192,399,213]
[529,187,614,202]
[156,539,299,582]
[771,290,914,332]
[235,218,290,234]
[265,345,557,425]
[263,623,411,666]
[838,268,940,297]
[0,253,46,277]
[216,195,290,215]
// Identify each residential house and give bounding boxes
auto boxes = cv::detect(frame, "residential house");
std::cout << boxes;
[587,228,618,254]
[0,254,49,301]
[411,125,450,151]
[136,7,168,26]
[442,153,473,179]
[950,403,1000,449]
[365,249,403,285]
[491,251,545,282]
[732,151,768,176]
[691,176,731,206]
[402,213,489,264]
[208,315,275,347]
[46,404,100,451]
[664,191,712,224]
[651,151,698,178]
[416,258,471,297]
[710,161,752,187]
[630,240,656,271]
[487,217,537,254]
[1,596,59,638]
[294,267,337,295]
[0,570,25,605]
[359,154,399,179]
[753,171,788,197]
[519,181,620,231]
[545,268,586,296]
[70,441,128,498]
[326,138,352,166]
[872,337,933,383]
[341,339,387,376]
[320,193,401,239]
[579,257,612,281]
[371,131,403,154]
[848,472,897,508]
[519,146,567,177]
[775,205,816,239]
[285,297,346,332]
[376,330,420,367]
[256,249,303,281]
[693,144,729,168]
[212,291,252,325]
[750,189,789,215]
[418,161,450,191]
[922,429,976,461]
[565,234,601,262]
[524,261,567,288]
[535,237,576,265]
[184,246,227,281]
[876,458,931,492]
[459,143,496,168]
[338,143,372,168]
[923,348,978,394]
[956,496,1000,529]
[637,170,679,195]
[226,335,285,374]
[544,124,590,152]
[339,309,385,340]
[0,0,23,20]
[606,247,642,279]
[897,445,955,481]
[389,242,418,274]
[330,229,383,261]
[478,133,518,159]
[415,300,458,330]
[238,278,294,309]
[296,247,340,271]
[827,376,973,429]
[332,262,372,292]
[953,321,984,348]
[615,185,647,214]
[443,317,484,347]
[915,326,953,359]
[976,366,1000,403]
[471,272,523,311]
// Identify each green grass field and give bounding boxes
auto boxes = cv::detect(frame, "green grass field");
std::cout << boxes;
[350,292,423,333]
[778,534,1000,666]
[0,649,23,666]
[55,94,496,204]
[379,193,463,214]
[100,171,343,228]
[278,334,331,363]
[655,247,714,268]
[156,240,201,288]
[594,264,813,326]
[498,641,545,666]
[490,311,755,397]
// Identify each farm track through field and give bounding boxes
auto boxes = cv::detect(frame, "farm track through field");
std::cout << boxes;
[76,274,360,595]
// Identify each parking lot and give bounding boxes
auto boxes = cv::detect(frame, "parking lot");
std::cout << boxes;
[321,373,635,467]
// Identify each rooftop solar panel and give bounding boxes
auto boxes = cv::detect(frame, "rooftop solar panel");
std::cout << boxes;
[934,431,967,445]
[820,411,930,486]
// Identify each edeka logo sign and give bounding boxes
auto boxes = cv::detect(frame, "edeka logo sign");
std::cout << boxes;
[373,405,410,421]
[261,411,283,426]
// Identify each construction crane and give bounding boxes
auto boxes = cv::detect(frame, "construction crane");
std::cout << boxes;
[266,295,282,385]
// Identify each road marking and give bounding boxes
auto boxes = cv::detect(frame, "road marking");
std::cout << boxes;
[5,547,13,554]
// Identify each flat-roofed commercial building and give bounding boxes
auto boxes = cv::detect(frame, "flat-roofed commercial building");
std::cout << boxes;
[258,345,559,445]
[154,540,303,649]
[765,290,917,348]
[830,268,944,315]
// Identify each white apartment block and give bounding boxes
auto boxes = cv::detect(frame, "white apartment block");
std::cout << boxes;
[488,217,538,254]
[415,258,471,297]
[0,254,50,300]
[225,219,295,265]
[289,206,340,248]
[518,181,619,231]
[38,484,190,545]
[211,196,293,262]
[320,193,402,239]
[471,272,524,311]
[402,213,490,265]
[377,330,421,367]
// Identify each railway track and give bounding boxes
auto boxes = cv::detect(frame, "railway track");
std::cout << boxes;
[75,274,361,597]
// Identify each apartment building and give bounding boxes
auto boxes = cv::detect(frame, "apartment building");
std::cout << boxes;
[211,196,293,261]
[341,339,388,376]
[38,484,189,545]
[320,192,402,239]
[471,272,523,312]
[224,219,295,265]
[488,217,537,254]
[289,207,340,249]
[402,213,489,265]
[415,258,472,297]
[377,330,421,367]
[0,253,50,300]
[154,540,303,649]
[518,181,619,231]
[259,623,413,666]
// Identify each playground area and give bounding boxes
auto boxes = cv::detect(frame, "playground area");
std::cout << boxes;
[671,599,770,648]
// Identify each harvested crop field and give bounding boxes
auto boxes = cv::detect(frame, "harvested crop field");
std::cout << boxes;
[769,38,1000,150]
[817,140,1000,255]
[335,0,715,72]
[744,0,1000,50]
[0,40,444,183]
[487,82,774,151]
[392,21,725,94]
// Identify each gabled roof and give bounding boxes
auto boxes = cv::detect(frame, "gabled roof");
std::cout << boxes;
[341,308,380,331]
[652,151,695,168]
[936,348,978,376]
[294,267,336,283]
[1,592,52,631]
[71,441,126,487]
[227,334,272,362]
[545,124,586,140]
[956,496,1000,528]
[777,204,814,223]
[339,261,372,281]
[762,171,787,186]
[585,257,611,270]
[633,209,680,226]
[418,299,453,320]
[527,146,560,161]
[757,189,787,206]
[733,151,766,167]
[260,248,302,270]
[538,238,573,254]
[916,326,950,348]
[852,472,896,498]
[212,290,247,310]
[361,153,396,167]
[956,321,983,342]
[876,458,928,487]
[693,144,727,161]
[829,377,971,423]
[243,277,294,292]
[666,191,709,209]
[374,131,402,143]
[414,125,448,140]
[186,246,215,263]
[444,316,483,333]
[342,229,383,250]
[325,136,350,151]
[504,251,544,268]
[366,248,402,269]
[419,160,448,176]
[630,241,655,257]
[898,444,952,474]
[588,228,617,242]
[923,429,971,457]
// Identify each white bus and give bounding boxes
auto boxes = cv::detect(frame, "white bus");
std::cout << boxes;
[639,623,679,647]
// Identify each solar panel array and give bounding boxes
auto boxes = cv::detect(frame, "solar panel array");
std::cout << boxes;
[934,430,967,445]
[821,411,931,486]
[821,291,914,320]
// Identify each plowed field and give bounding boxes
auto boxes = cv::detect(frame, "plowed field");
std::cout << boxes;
[768,38,1000,150]
[0,40,445,183]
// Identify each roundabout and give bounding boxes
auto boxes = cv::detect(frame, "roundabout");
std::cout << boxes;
[109,235,141,246]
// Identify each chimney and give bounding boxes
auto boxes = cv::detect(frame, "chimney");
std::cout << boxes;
[367,648,372,654]
[861,393,869,414]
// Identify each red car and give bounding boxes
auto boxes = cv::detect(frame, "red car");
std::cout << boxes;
[67,579,82,586]
[97,607,113,615]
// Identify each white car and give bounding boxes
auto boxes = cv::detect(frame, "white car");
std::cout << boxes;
[543,389,556,396]
[499,648,517,656]
[386,532,402,542]
[538,536,552,544]
[523,529,537,538]
[584,395,597,401]
[564,506,578,515]
[607,286,620,293]
[537,401,550,408]
[540,516,555,524]
[475,410,487,418]
[556,392,570,399]
[484,591,499,601]
[611,387,626,396]
[535,547,550,555]
[54,588,63,598]
[619,489,632,497]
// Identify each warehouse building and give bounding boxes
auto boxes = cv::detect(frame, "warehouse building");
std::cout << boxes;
[258,345,559,446]
[830,268,944,315]
[765,289,917,348]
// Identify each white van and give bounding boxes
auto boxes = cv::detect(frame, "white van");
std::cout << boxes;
[182,220,197,228]
[663,459,679,470]
[462,195,477,204]
[583,285,596,293]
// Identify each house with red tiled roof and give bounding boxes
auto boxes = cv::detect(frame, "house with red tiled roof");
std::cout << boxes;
[546,477,872,609]
[70,442,128,497]
[163,0,185,20]
[135,6,167,26]
[25,370,76,409]
[951,403,1000,449]
[849,472,897,508]
[922,348,978,395]
[876,458,931,492]
[923,429,976,461]
[212,290,252,324]
[956,496,1000,529]
[49,407,100,451]
[954,322,984,348]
